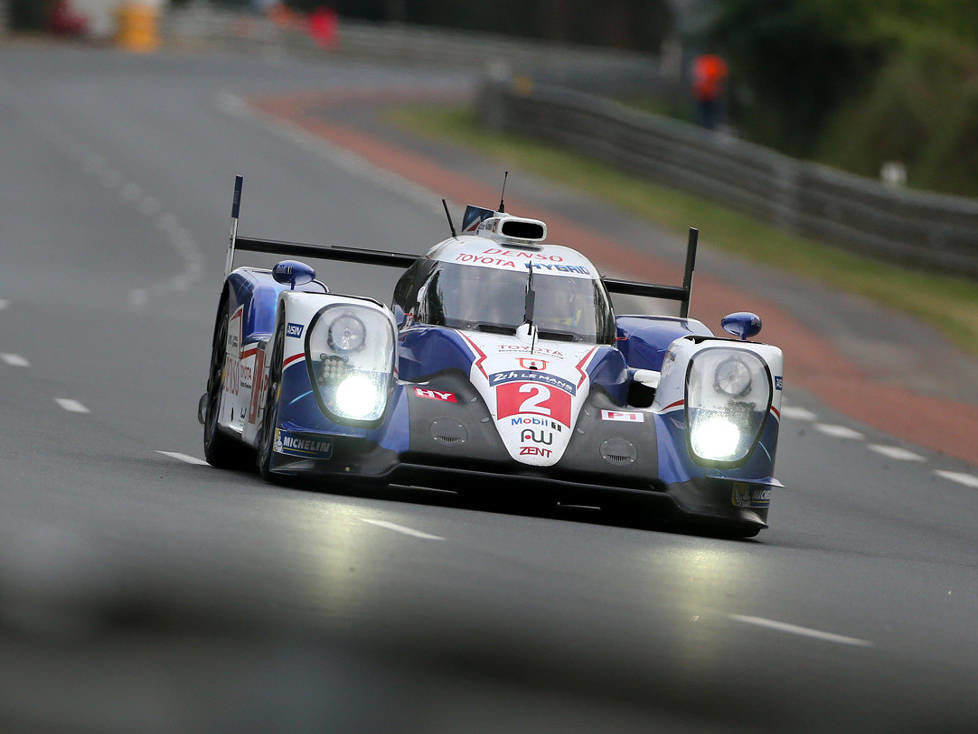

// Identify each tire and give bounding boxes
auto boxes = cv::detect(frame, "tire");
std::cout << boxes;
[257,316,285,482]
[203,296,253,469]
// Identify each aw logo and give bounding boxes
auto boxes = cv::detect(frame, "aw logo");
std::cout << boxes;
[520,428,553,445]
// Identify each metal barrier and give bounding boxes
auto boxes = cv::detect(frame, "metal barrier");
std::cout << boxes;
[479,80,978,278]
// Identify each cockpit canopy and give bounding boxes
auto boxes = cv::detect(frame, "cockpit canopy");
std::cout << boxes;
[394,260,617,344]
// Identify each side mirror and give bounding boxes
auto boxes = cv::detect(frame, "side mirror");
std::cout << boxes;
[632,369,660,388]
[721,312,762,341]
[272,260,315,290]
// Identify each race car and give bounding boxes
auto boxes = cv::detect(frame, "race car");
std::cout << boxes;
[199,176,784,538]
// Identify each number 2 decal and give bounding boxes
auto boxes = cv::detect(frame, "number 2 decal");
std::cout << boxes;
[496,381,572,426]
[518,383,551,415]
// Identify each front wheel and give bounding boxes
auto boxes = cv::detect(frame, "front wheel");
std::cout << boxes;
[204,297,253,469]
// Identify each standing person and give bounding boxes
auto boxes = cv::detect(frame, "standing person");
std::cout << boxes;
[692,53,728,130]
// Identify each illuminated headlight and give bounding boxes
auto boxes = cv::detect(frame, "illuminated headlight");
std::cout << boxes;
[686,348,771,464]
[334,373,384,420]
[714,357,751,396]
[306,304,395,423]
[690,415,742,460]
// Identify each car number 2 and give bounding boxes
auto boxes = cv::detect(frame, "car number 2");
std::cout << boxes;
[496,381,571,426]
[518,384,551,415]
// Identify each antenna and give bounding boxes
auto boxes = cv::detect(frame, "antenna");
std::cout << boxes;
[441,199,457,239]
[225,174,243,277]
[498,170,509,213]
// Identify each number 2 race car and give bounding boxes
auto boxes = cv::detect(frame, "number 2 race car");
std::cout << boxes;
[199,176,784,538]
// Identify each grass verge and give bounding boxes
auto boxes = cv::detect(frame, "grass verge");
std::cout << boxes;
[387,104,978,355]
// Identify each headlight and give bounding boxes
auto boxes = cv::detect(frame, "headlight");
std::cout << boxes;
[328,313,366,352]
[686,348,771,464]
[714,357,751,396]
[305,305,394,423]
[334,373,383,420]
[690,415,741,460]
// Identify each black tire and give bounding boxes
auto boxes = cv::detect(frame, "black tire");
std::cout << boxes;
[203,296,253,469]
[257,316,285,482]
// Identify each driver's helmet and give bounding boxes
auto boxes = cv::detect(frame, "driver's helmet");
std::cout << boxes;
[533,276,589,331]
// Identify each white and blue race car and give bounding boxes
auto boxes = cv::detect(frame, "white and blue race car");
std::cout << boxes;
[200,177,784,537]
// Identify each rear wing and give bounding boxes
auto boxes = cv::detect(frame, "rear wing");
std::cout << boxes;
[225,176,697,317]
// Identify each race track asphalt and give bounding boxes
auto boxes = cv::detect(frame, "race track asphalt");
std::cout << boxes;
[0,44,977,733]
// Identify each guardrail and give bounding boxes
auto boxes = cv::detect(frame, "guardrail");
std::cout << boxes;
[479,80,978,278]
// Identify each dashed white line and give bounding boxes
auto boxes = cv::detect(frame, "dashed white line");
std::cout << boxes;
[156,451,210,467]
[120,181,142,202]
[82,152,106,173]
[934,470,978,489]
[867,444,925,462]
[0,353,30,367]
[780,405,817,421]
[728,614,873,647]
[359,518,445,541]
[138,196,161,216]
[814,423,865,440]
[99,168,124,189]
[0,298,9,311]
[54,398,89,414]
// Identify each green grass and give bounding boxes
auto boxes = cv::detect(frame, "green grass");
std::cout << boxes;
[386,104,978,355]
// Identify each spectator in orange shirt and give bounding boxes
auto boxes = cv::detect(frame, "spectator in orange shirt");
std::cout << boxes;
[692,54,728,130]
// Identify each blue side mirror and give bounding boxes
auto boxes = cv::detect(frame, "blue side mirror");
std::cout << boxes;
[272,260,315,290]
[721,312,762,340]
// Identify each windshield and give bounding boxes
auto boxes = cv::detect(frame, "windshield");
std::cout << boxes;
[416,262,616,344]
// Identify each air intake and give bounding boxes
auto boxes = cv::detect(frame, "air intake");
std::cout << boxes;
[501,219,545,240]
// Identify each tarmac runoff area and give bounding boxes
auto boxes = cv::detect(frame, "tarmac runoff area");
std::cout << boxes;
[228,89,977,468]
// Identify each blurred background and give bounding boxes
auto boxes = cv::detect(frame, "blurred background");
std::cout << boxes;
[7,0,978,197]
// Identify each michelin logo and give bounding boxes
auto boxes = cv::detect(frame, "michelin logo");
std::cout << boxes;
[274,429,332,459]
[286,322,304,338]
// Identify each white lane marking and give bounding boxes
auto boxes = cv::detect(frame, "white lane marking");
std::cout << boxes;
[54,398,89,413]
[867,444,925,462]
[138,196,161,216]
[814,423,865,440]
[99,168,124,189]
[120,181,142,202]
[0,353,30,367]
[781,405,817,421]
[128,288,149,307]
[359,518,445,541]
[0,298,9,311]
[728,614,873,647]
[0,77,203,309]
[156,451,210,466]
[935,470,978,489]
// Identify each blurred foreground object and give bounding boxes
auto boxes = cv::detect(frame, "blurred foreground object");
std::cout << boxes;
[692,53,727,130]
[116,0,161,52]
